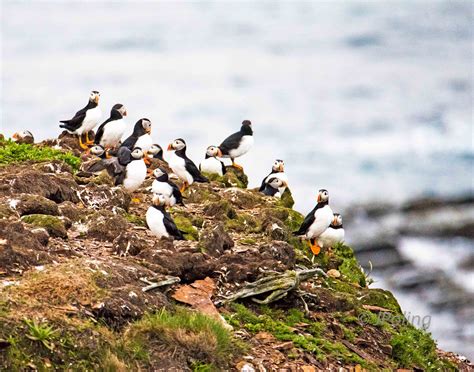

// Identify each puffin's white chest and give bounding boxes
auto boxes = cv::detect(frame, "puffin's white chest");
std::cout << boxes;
[307,205,334,239]
[318,228,345,248]
[151,181,176,206]
[200,157,223,176]
[146,207,169,238]
[100,119,127,148]
[80,106,102,134]
[228,135,254,158]
[123,159,146,191]
[135,134,153,152]
[169,153,193,184]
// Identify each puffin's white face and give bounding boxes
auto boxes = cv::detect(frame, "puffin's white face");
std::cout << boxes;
[149,144,162,156]
[152,193,167,206]
[206,146,222,157]
[131,148,144,160]
[90,144,105,156]
[153,168,166,178]
[317,189,329,203]
[268,177,287,189]
[168,139,186,151]
[12,130,33,140]
[117,104,127,117]
[89,91,100,104]
[333,214,343,226]
[272,159,285,172]
[141,119,152,133]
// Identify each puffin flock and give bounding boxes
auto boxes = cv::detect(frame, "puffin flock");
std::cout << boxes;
[14,90,345,256]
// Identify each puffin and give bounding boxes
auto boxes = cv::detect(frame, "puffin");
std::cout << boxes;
[293,189,334,255]
[151,167,184,207]
[262,177,288,198]
[148,144,165,162]
[59,90,102,149]
[218,120,254,170]
[317,213,345,250]
[146,193,185,240]
[199,146,226,176]
[109,146,147,191]
[94,104,127,149]
[167,138,209,192]
[12,130,34,144]
[259,159,287,192]
[121,118,153,155]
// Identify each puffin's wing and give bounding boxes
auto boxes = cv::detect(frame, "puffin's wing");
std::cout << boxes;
[169,181,185,205]
[258,172,272,191]
[185,157,209,183]
[94,118,112,144]
[263,185,278,196]
[218,131,241,155]
[221,160,227,175]
[114,168,127,186]
[59,106,87,131]
[120,134,137,151]
[163,212,185,240]
[293,206,317,235]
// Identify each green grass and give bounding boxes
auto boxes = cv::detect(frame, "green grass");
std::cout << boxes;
[24,318,58,351]
[0,139,80,170]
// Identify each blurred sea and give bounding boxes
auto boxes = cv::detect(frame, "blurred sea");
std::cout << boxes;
[1,0,473,358]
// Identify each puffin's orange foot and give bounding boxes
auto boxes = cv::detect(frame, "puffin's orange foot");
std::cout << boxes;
[231,163,244,171]
[309,240,321,255]
[179,182,189,193]
[78,135,89,150]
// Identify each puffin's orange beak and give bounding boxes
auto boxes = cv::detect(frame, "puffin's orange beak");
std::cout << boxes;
[217,148,223,157]
[145,127,151,134]
[12,133,19,140]
[94,96,99,104]
[317,194,321,203]
[279,164,284,172]
[167,143,173,151]
[123,110,127,116]
[332,216,337,224]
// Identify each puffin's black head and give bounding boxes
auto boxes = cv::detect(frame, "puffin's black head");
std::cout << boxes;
[131,147,144,160]
[205,145,223,158]
[152,167,168,181]
[272,159,285,172]
[89,91,100,104]
[111,103,127,119]
[241,120,253,135]
[331,213,343,227]
[317,189,329,203]
[152,193,167,207]
[149,144,164,159]
[267,177,287,189]
[167,138,186,151]
[133,118,151,135]
[89,144,105,157]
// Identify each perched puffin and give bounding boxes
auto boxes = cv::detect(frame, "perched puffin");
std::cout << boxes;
[259,159,287,192]
[94,104,127,149]
[293,189,334,255]
[199,146,226,176]
[113,146,147,191]
[167,138,209,192]
[121,118,153,155]
[148,144,165,162]
[218,120,254,170]
[79,144,108,173]
[12,130,34,144]
[317,213,345,249]
[151,168,184,207]
[59,90,101,149]
[146,193,185,240]
[262,177,288,198]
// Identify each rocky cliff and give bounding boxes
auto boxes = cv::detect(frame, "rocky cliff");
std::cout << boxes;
[0,137,470,371]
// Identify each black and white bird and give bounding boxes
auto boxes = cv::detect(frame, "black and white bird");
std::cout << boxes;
[146,193,185,240]
[79,144,109,173]
[59,90,102,149]
[293,189,334,255]
[151,168,184,207]
[262,177,288,198]
[167,138,209,192]
[12,130,34,144]
[148,144,165,162]
[100,146,147,191]
[199,146,226,176]
[218,120,254,170]
[94,104,127,149]
[259,159,288,195]
[317,213,345,249]
[121,118,153,154]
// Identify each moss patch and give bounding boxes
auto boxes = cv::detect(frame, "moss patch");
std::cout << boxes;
[21,214,67,238]
[225,212,260,233]
[173,214,199,240]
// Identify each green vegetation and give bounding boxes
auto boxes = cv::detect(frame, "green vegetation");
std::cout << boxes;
[123,212,146,227]
[173,214,199,240]
[0,139,81,170]
[24,318,58,351]
[21,214,67,238]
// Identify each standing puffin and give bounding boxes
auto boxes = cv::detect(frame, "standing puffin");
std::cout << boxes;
[59,90,102,149]
[293,189,334,255]
[151,168,184,207]
[94,104,127,149]
[317,213,345,250]
[121,118,153,155]
[167,138,209,192]
[262,177,288,198]
[146,193,185,240]
[259,159,287,191]
[113,146,147,191]
[199,146,226,176]
[218,120,254,170]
